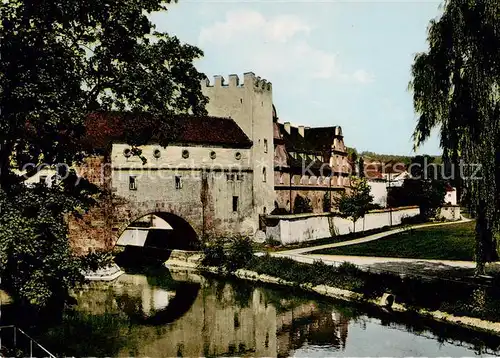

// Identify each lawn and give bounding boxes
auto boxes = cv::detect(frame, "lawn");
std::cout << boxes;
[311,221,476,261]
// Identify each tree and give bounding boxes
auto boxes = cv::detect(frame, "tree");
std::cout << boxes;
[323,192,332,213]
[409,0,500,274]
[358,157,365,178]
[0,0,207,306]
[335,177,374,233]
[402,179,447,220]
[293,195,313,214]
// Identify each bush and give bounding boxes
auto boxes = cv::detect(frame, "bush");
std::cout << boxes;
[200,238,226,268]
[401,214,426,225]
[80,249,115,272]
[225,236,254,272]
[265,236,281,247]
[293,195,313,214]
[200,236,254,272]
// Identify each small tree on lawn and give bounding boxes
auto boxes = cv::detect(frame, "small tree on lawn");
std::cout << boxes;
[335,177,374,233]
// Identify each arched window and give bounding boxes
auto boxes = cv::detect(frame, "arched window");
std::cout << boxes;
[262,168,267,182]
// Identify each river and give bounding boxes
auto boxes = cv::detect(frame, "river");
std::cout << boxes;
[2,266,500,357]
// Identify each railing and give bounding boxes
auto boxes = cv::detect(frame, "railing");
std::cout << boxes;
[0,325,55,358]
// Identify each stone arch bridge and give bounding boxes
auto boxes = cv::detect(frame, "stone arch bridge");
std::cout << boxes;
[68,197,209,255]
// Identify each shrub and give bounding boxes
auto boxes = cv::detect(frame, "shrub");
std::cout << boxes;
[200,238,226,268]
[401,214,426,225]
[225,236,254,272]
[293,195,313,214]
[80,249,115,272]
[336,261,361,276]
[265,236,281,247]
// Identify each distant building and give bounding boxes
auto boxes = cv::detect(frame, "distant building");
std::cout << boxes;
[273,113,351,214]
[444,184,457,205]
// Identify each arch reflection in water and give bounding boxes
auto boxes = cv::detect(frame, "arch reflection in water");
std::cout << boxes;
[62,268,500,357]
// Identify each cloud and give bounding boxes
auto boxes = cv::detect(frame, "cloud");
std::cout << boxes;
[199,11,310,44]
[198,9,373,84]
[352,69,375,84]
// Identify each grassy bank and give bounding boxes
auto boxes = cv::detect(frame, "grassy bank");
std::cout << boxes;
[243,254,500,323]
[199,236,500,325]
[312,221,475,260]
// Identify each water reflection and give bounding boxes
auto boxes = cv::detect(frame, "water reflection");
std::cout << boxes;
[11,267,500,357]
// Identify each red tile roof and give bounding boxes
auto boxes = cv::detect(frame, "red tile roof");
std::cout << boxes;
[82,111,252,152]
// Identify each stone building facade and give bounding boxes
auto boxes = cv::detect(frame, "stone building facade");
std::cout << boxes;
[201,73,276,216]
[272,117,351,214]
[201,72,352,216]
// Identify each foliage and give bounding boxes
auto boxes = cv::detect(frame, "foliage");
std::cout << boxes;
[314,220,476,261]
[270,201,289,215]
[0,0,207,306]
[409,0,500,274]
[0,181,100,307]
[358,152,429,167]
[225,237,254,272]
[389,179,447,219]
[200,238,226,269]
[358,157,365,178]
[293,195,313,214]
[387,156,447,219]
[200,236,254,272]
[79,249,115,272]
[335,177,374,232]
[322,192,332,212]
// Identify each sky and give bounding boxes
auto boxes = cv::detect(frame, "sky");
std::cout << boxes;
[150,0,445,156]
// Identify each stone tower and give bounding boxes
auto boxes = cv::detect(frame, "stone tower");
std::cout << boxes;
[201,72,275,223]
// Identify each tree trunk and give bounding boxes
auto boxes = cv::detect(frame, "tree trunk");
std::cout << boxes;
[475,202,498,276]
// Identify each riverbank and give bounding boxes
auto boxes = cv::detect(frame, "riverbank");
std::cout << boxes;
[165,254,500,336]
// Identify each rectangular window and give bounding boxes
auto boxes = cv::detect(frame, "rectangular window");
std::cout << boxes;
[175,175,182,189]
[129,176,137,190]
[264,139,268,153]
[232,196,238,212]
[236,174,244,181]
[39,175,47,184]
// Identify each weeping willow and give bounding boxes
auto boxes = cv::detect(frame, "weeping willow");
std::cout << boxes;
[409,0,500,274]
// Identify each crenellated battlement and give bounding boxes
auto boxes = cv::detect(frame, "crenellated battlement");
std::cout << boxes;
[201,72,272,92]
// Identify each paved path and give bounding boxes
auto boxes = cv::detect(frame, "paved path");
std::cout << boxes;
[267,218,500,278]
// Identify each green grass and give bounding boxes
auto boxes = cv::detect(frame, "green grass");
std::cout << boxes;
[311,221,476,261]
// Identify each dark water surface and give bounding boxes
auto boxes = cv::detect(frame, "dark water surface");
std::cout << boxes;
[3,266,500,357]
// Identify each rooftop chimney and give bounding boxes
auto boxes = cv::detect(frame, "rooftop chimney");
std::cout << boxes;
[298,125,305,137]
[284,122,291,134]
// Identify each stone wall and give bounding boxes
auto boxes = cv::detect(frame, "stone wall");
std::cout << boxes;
[67,143,257,254]
[265,206,420,244]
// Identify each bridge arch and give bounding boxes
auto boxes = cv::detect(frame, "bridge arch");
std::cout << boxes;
[116,210,202,251]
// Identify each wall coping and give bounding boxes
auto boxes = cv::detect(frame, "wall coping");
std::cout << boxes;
[266,205,420,221]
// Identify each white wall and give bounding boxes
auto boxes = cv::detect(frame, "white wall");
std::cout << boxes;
[444,189,457,205]
[368,180,388,207]
[266,207,420,244]
[438,206,461,221]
